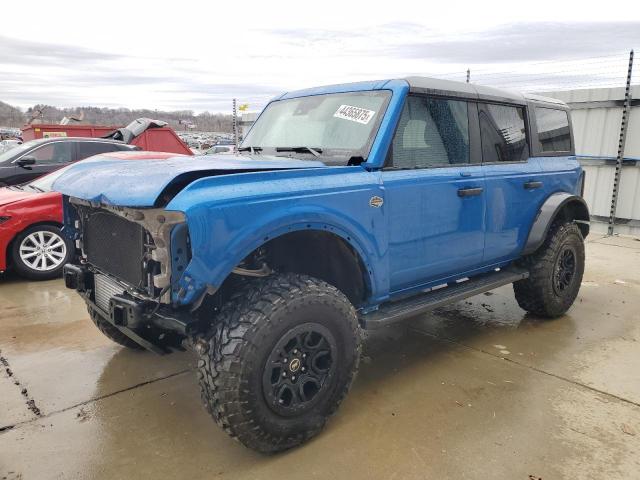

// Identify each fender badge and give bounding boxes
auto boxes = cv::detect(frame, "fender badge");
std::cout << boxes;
[369,196,384,208]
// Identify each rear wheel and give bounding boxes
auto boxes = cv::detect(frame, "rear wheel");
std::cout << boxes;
[197,273,361,453]
[514,222,585,318]
[11,225,72,280]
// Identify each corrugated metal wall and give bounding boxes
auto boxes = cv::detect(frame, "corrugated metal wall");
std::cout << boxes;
[541,86,640,236]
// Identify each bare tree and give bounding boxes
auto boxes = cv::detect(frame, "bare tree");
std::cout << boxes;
[0,101,233,132]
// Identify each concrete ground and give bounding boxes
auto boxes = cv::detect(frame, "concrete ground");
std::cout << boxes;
[1,234,639,480]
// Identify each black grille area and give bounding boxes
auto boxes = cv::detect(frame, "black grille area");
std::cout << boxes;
[84,210,146,286]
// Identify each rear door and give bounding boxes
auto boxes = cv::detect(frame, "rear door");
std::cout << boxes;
[77,141,125,160]
[529,106,581,197]
[479,103,545,263]
[381,95,486,294]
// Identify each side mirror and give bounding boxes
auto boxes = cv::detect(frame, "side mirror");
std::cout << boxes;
[17,156,36,168]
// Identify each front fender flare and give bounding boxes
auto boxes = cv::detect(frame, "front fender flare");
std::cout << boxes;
[177,209,383,306]
[522,192,590,255]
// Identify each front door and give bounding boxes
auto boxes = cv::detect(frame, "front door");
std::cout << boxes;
[381,95,486,294]
[11,141,77,184]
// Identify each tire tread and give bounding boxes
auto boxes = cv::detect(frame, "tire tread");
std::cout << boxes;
[197,273,361,453]
[514,222,585,318]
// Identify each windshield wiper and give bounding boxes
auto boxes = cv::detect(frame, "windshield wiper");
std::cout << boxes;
[275,146,322,158]
[238,146,263,154]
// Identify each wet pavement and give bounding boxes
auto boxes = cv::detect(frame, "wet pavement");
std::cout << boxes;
[1,234,639,479]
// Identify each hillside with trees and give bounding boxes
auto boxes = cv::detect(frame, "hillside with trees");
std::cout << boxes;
[0,101,25,128]
[0,101,233,132]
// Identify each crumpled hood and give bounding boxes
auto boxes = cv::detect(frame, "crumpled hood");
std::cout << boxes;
[52,153,325,207]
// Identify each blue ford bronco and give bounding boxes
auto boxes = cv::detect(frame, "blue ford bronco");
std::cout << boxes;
[55,77,589,453]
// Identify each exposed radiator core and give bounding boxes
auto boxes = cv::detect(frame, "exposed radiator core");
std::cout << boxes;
[83,210,146,287]
[94,274,125,313]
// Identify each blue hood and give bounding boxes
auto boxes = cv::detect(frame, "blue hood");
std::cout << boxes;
[53,153,325,207]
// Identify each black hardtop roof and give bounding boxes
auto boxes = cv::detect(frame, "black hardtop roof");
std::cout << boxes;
[404,76,568,109]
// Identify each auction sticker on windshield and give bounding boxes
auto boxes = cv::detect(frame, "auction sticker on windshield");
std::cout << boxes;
[333,105,376,124]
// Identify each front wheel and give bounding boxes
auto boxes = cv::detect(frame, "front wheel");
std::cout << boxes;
[514,222,585,318]
[88,307,144,350]
[11,224,72,280]
[197,273,361,453]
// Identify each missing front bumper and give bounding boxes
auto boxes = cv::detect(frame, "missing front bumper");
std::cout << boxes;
[63,264,202,354]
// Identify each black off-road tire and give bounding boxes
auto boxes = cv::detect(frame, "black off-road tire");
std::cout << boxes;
[514,222,585,318]
[88,307,144,350]
[197,273,361,453]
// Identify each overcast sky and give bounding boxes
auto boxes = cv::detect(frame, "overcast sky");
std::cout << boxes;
[1,0,639,113]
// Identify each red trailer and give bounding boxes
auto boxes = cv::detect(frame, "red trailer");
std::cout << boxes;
[21,123,192,155]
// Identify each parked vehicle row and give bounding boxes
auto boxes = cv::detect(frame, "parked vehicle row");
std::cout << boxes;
[177,131,233,152]
[0,139,22,154]
[0,137,138,187]
[0,118,192,279]
[0,152,185,280]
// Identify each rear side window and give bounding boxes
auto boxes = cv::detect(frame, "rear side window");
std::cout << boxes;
[479,103,529,162]
[535,107,571,153]
[77,142,121,159]
[391,96,469,168]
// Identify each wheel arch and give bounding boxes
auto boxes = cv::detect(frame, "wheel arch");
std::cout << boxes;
[249,227,372,306]
[185,219,380,310]
[523,192,589,256]
[5,220,65,268]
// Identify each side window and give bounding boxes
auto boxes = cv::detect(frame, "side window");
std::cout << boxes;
[535,107,571,153]
[479,103,529,162]
[391,96,469,168]
[77,142,120,159]
[27,142,75,164]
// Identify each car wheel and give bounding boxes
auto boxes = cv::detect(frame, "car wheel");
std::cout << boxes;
[514,221,585,318]
[197,273,361,453]
[11,224,72,280]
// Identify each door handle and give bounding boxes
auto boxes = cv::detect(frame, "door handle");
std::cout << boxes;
[457,187,484,197]
[524,181,543,190]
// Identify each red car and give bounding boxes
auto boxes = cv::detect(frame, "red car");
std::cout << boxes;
[0,152,180,280]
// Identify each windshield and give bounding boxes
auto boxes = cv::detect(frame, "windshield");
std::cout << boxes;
[28,164,74,192]
[241,91,391,164]
[0,140,40,165]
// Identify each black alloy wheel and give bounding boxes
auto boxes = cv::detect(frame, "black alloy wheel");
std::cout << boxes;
[262,323,338,417]
[553,247,577,295]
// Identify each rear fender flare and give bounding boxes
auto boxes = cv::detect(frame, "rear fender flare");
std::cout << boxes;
[522,192,590,255]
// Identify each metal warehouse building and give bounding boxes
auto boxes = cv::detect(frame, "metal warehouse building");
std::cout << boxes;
[543,86,640,236]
